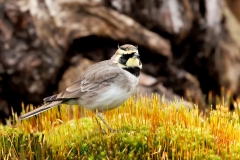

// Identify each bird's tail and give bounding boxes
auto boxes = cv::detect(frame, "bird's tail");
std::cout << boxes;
[19,100,63,120]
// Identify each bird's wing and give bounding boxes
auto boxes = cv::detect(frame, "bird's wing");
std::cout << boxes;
[44,60,122,102]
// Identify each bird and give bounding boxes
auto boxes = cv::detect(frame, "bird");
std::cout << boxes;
[19,44,142,131]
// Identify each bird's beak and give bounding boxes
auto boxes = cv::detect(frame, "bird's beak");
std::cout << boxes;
[132,53,140,58]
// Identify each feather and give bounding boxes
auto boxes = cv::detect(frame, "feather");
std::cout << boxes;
[19,100,63,120]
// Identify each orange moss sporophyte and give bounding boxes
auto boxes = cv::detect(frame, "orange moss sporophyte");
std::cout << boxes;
[1,94,240,159]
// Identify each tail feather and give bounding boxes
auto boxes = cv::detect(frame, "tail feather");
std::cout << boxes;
[19,100,63,120]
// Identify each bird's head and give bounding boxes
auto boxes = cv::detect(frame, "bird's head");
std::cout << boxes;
[112,44,142,70]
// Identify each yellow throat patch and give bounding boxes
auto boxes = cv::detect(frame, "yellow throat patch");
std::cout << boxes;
[126,58,141,67]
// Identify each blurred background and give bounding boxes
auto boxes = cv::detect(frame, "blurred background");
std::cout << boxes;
[0,0,240,123]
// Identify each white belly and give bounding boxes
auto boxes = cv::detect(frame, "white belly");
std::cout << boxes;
[84,85,131,111]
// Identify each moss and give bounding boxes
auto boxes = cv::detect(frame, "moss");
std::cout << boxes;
[1,94,240,159]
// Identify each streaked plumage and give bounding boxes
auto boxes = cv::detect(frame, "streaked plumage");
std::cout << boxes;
[19,44,142,130]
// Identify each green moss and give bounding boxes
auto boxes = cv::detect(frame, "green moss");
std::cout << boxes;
[1,95,240,159]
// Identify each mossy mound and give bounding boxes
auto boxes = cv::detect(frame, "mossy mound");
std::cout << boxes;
[1,95,240,159]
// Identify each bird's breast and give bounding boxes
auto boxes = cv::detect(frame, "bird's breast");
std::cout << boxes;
[80,83,133,111]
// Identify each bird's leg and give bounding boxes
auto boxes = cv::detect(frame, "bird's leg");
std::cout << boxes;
[94,116,105,134]
[97,112,116,133]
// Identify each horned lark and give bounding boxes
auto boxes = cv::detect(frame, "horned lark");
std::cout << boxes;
[19,44,142,131]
